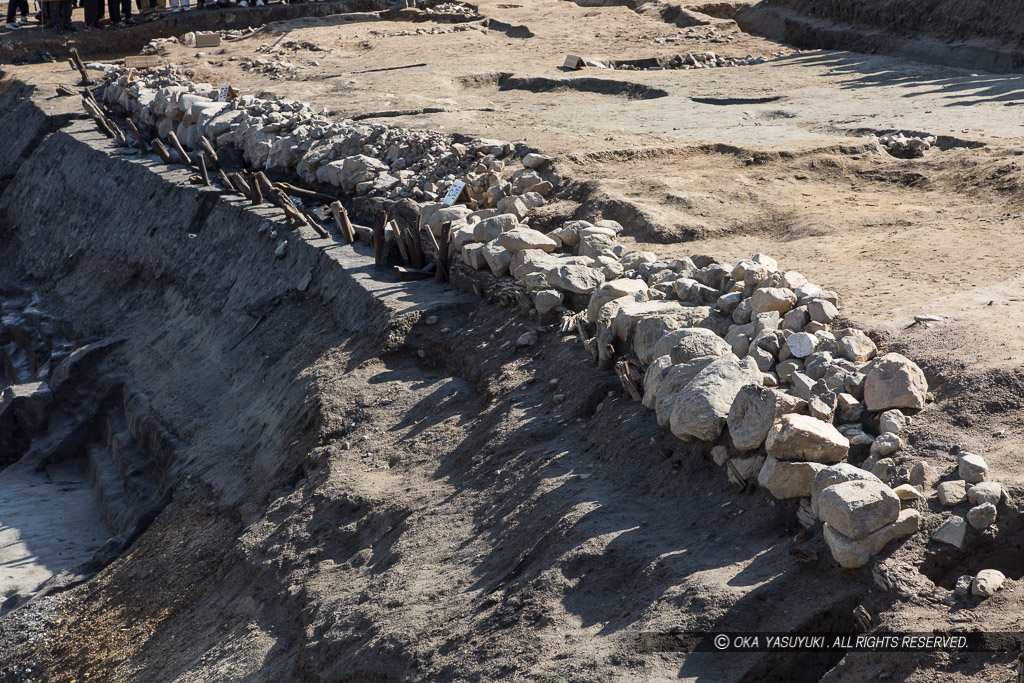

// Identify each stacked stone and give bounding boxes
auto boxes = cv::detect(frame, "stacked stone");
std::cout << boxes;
[932,451,1002,550]
[475,238,929,568]
[97,67,517,204]
[671,51,772,68]
[874,133,937,159]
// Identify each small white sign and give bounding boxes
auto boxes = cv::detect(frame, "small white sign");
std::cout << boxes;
[442,180,467,206]
[217,84,230,103]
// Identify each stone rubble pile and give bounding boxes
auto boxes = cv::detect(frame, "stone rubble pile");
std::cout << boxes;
[873,133,937,159]
[141,30,254,55]
[931,451,1004,549]
[239,56,307,80]
[98,65,520,204]
[93,69,1006,576]
[369,24,475,38]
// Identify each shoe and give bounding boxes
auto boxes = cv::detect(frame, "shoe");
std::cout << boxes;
[53,23,62,32]
[172,6,182,10]
[117,19,128,26]
[63,22,76,30]
[5,22,21,29]
[183,3,194,8]
[256,0,263,5]
[238,1,247,6]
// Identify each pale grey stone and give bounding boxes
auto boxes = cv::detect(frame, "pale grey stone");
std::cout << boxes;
[933,516,968,549]
[967,503,997,530]
[818,479,900,539]
[669,356,762,442]
[967,482,1003,506]
[727,384,777,451]
[824,509,919,569]
[864,353,928,412]
[957,452,988,484]
[758,456,825,500]
[972,569,1005,597]
[766,414,849,464]
[937,480,967,506]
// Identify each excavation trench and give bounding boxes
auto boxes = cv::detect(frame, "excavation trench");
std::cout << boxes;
[0,78,891,681]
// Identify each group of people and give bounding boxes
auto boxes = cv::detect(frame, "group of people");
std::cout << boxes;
[4,0,276,33]
[4,0,145,33]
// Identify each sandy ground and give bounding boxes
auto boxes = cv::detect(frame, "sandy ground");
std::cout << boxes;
[0,460,106,612]
[1,1,1024,681]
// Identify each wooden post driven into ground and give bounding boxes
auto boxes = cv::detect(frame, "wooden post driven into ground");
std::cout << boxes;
[68,48,92,85]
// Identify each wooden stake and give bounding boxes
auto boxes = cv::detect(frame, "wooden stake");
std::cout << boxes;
[81,97,122,144]
[373,212,387,266]
[198,152,210,186]
[56,84,77,97]
[390,220,411,266]
[297,205,329,238]
[197,136,220,168]
[435,221,451,283]
[253,172,276,203]
[596,322,615,370]
[166,131,194,168]
[218,168,235,192]
[68,48,92,85]
[126,118,147,154]
[229,172,253,201]
[649,438,671,460]
[250,173,263,205]
[275,182,337,205]
[152,138,172,164]
[615,360,641,401]
[330,201,356,244]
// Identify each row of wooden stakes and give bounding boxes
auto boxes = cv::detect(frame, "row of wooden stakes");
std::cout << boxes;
[75,76,458,285]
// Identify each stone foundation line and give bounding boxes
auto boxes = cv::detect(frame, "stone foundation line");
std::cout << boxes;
[76,64,1007,590]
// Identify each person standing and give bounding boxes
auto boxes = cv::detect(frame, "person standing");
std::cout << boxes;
[42,0,74,32]
[84,0,104,29]
[108,0,134,25]
[5,0,30,29]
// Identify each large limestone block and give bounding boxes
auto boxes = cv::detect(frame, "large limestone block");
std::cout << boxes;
[757,456,825,499]
[727,384,777,451]
[654,357,719,428]
[669,357,762,442]
[810,463,882,518]
[818,479,900,540]
[608,300,709,348]
[650,327,732,366]
[864,353,928,412]
[482,239,512,277]
[547,264,605,295]
[473,214,519,243]
[765,414,849,464]
[750,287,797,315]
[824,509,920,568]
[642,355,674,410]
[498,227,559,254]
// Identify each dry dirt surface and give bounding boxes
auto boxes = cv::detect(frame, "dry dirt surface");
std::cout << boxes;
[2,0,1024,681]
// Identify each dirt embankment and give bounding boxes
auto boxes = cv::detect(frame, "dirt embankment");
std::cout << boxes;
[735,0,1024,73]
[761,0,1024,47]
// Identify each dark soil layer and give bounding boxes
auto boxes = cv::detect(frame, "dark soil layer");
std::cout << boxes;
[761,0,1024,47]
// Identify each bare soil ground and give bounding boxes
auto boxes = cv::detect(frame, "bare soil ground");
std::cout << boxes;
[2,0,1024,681]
